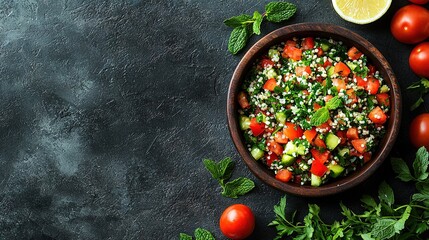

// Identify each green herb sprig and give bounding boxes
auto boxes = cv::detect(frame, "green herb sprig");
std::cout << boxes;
[407,78,429,111]
[310,96,343,126]
[179,228,215,240]
[269,147,429,240]
[225,1,297,54]
[203,157,255,198]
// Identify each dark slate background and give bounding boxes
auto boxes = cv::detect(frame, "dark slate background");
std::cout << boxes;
[0,0,427,239]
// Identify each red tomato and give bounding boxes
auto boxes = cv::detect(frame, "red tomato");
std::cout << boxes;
[316,47,324,57]
[332,78,347,92]
[346,89,358,104]
[265,153,278,167]
[268,140,284,156]
[368,106,387,124]
[355,75,367,88]
[376,93,390,107]
[409,0,429,5]
[366,77,380,95]
[295,66,312,76]
[276,169,293,182]
[263,78,277,91]
[390,5,429,44]
[409,113,429,149]
[334,62,351,77]
[347,46,363,60]
[409,42,429,78]
[282,45,302,61]
[260,58,275,68]
[310,159,328,177]
[352,139,367,153]
[283,122,303,141]
[346,128,359,140]
[336,130,347,145]
[368,65,376,75]
[313,137,327,148]
[274,131,289,144]
[219,204,255,240]
[237,92,250,109]
[323,59,333,68]
[249,118,265,136]
[302,37,315,50]
[303,128,317,143]
[311,148,330,163]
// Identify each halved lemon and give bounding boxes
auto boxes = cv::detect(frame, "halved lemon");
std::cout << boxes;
[332,0,392,24]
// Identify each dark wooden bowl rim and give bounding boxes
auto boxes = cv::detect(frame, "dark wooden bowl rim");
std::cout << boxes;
[227,23,402,197]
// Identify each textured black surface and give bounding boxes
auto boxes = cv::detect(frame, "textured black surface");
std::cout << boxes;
[0,0,427,239]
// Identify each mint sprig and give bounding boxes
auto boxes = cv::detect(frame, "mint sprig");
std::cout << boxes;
[310,96,343,126]
[203,157,255,198]
[407,78,429,111]
[179,228,215,240]
[224,1,297,54]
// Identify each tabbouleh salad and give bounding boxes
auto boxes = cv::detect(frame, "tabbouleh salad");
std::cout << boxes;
[237,37,390,187]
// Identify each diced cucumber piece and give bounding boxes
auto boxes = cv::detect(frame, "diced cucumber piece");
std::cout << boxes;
[326,133,340,150]
[327,66,335,77]
[281,154,296,166]
[250,146,264,160]
[320,42,331,52]
[275,112,286,124]
[346,62,357,71]
[297,145,307,156]
[265,68,278,79]
[338,148,350,157]
[328,163,345,178]
[239,116,251,130]
[285,141,298,155]
[268,49,280,62]
[311,174,322,187]
[380,85,390,93]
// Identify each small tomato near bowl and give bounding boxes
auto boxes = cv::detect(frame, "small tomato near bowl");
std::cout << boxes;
[219,204,255,240]
[409,0,429,4]
[390,5,429,44]
[409,42,429,78]
[410,113,429,150]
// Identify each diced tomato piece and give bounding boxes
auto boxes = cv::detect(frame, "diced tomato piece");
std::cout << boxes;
[317,121,331,132]
[351,139,367,153]
[265,153,278,167]
[336,130,347,145]
[324,95,333,102]
[366,77,380,95]
[363,152,372,163]
[346,128,359,140]
[295,66,312,76]
[304,128,317,143]
[285,40,296,47]
[376,93,390,107]
[283,122,303,141]
[263,78,277,91]
[355,75,367,88]
[238,92,250,109]
[274,131,289,144]
[332,78,347,92]
[368,106,387,124]
[268,140,284,156]
[323,60,333,68]
[347,46,363,60]
[311,148,330,163]
[250,118,265,136]
[313,103,322,110]
[346,89,358,105]
[310,159,328,177]
[282,45,302,61]
[368,65,376,75]
[316,47,324,57]
[276,169,293,182]
[302,37,315,50]
[334,62,351,77]
[302,89,309,95]
[313,136,327,148]
[260,58,275,68]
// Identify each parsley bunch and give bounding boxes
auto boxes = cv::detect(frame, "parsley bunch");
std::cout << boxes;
[270,147,429,239]
[224,1,297,54]
[408,78,429,111]
[203,157,255,198]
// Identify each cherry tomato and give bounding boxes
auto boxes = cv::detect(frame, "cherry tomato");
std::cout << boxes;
[409,0,429,4]
[390,5,429,44]
[409,113,429,150]
[409,42,429,78]
[219,204,255,240]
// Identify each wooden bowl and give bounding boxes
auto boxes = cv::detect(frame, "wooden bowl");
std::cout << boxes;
[227,23,401,197]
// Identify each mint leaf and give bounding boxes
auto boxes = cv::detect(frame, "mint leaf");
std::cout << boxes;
[371,219,397,239]
[228,25,252,54]
[218,157,234,183]
[224,14,253,28]
[203,159,220,180]
[361,195,377,209]
[252,11,263,35]
[326,96,342,110]
[394,205,411,232]
[179,233,193,240]
[310,107,329,126]
[422,78,429,88]
[222,177,255,198]
[265,2,297,23]
[391,157,414,182]
[194,228,215,240]
[412,192,429,202]
[378,181,394,207]
[413,147,429,181]
[416,222,429,234]
[361,233,375,240]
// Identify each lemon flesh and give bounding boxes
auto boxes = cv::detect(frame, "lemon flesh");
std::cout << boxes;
[332,0,392,24]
